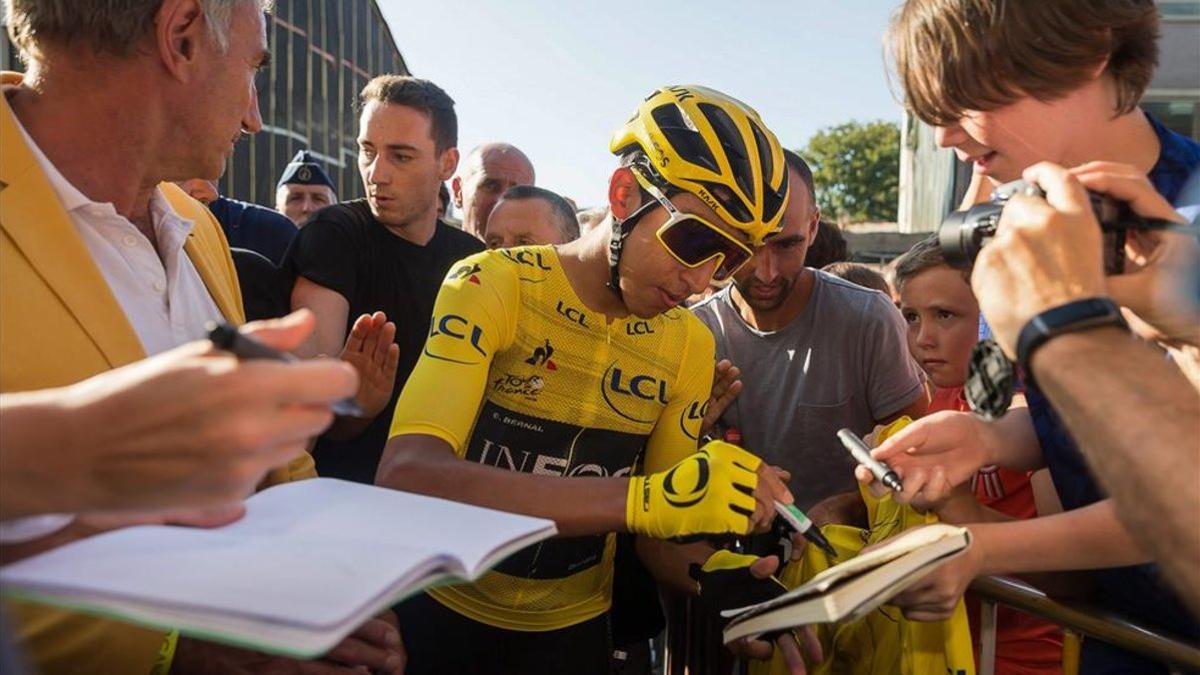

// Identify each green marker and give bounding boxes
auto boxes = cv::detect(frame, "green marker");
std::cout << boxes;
[775,501,837,559]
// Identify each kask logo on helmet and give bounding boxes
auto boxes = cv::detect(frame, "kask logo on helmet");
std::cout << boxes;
[423,313,487,365]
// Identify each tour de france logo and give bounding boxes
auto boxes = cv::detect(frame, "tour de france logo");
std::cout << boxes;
[662,452,710,508]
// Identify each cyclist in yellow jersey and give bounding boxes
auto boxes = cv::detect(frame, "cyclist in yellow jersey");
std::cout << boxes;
[380,86,818,674]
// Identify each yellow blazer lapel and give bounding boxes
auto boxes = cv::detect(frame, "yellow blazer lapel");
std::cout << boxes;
[0,91,145,368]
[162,183,246,326]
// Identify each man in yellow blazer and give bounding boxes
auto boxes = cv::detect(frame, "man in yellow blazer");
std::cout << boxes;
[0,1,404,673]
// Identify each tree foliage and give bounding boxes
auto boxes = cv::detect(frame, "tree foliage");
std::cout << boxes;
[801,120,900,223]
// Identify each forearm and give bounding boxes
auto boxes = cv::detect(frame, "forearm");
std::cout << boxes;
[0,390,74,518]
[636,536,712,596]
[970,499,1151,576]
[980,406,1046,471]
[1031,327,1200,607]
[377,435,628,536]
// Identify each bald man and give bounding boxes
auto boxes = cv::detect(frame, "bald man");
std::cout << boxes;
[451,142,535,239]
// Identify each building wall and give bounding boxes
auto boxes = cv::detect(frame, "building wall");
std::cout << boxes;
[0,0,408,207]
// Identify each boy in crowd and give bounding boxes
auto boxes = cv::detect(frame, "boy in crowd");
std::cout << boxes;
[890,237,1063,675]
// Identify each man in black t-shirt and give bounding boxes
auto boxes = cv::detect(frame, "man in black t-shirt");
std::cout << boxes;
[283,75,483,484]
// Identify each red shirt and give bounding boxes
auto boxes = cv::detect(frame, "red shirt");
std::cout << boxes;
[929,387,1063,675]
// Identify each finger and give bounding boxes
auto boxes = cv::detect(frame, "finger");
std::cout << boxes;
[749,554,780,578]
[1021,162,1092,216]
[772,466,792,483]
[372,322,397,365]
[798,625,824,664]
[383,344,400,380]
[233,405,340,452]
[241,309,317,352]
[246,359,359,405]
[872,417,934,461]
[1071,168,1184,223]
[790,533,807,561]
[739,638,774,660]
[777,633,809,675]
[163,503,246,528]
[344,314,372,355]
[761,465,794,505]
[894,467,927,505]
[323,626,403,672]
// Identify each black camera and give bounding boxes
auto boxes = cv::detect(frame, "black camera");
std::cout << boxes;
[937,179,1172,273]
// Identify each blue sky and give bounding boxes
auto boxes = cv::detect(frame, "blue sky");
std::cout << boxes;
[379,0,906,208]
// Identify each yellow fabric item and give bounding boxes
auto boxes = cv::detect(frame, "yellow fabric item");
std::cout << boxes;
[627,440,762,538]
[0,73,313,673]
[749,485,976,675]
[390,245,715,631]
[702,550,761,573]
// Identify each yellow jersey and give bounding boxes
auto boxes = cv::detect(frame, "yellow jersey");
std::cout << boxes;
[389,245,714,631]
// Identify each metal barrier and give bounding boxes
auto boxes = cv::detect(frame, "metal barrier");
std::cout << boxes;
[665,578,1200,674]
[971,576,1200,675]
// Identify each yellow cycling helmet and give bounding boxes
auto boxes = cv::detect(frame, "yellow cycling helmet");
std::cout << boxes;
[610,85,789,246]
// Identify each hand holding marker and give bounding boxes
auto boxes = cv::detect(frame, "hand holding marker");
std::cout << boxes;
[838,428,904,493]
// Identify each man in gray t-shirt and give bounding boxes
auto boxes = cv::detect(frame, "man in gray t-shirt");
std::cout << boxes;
[691,151,926,510]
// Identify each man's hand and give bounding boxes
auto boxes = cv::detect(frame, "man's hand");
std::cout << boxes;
[971,162,1110,358]
[173,612,404,674]
[1068,162,1198,348]
[696,553,822,675]
[889,531,983,622]
[863,411,992,508]
[626,441,793,539]
[700,359,743,438]
[339,312,400,420]
[9,310,357,519]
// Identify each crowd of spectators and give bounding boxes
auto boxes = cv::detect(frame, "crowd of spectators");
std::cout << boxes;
[0,1,1197,674]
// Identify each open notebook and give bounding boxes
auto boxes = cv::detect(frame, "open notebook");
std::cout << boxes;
[721,523,970,644]
[0,478,556,658]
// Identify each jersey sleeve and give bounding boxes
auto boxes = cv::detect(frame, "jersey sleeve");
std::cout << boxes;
[642,317,716,473]
[389,251,519,455]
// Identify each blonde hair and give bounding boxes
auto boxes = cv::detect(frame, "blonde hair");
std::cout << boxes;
[888,0,1159,126]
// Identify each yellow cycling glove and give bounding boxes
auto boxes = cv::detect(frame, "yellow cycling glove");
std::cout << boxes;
[690,550,788,616]
[626,440,762,539]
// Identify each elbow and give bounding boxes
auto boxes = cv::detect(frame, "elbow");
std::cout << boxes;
[374,435,454,489]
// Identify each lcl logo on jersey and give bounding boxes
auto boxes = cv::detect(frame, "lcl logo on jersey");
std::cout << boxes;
[555,300,588,327]
[501,249,552,270]
[625,320,654,336]
[448,262,482,285]
[423,313,487,364]
[662,453,709,508]
[601,362,668,424]
[678,399,708,441]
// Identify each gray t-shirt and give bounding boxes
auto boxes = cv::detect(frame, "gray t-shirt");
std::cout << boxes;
[691,272,925,509]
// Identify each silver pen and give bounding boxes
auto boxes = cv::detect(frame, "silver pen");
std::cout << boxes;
[837,428,903,492]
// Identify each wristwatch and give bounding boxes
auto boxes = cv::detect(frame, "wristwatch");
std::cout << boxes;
[1016,297,1128,386]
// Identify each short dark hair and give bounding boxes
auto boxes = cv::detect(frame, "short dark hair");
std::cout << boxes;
[804,220,847,268]
[782,149,816,205]
[359,75,457,153]
[499,185,581,242]
[822,262,892,295]
[891,235,970,290]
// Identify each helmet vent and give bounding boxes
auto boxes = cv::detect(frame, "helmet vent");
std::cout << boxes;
[697,103,753,200]
[651,104,719,173]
